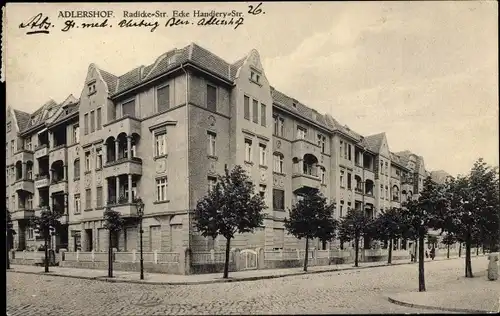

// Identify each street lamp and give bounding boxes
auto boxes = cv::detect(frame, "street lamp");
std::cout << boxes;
[135,197,145,280]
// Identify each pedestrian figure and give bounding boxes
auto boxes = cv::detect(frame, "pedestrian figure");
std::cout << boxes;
[425,250,429,259]
[410,252,415,262]
[430,247,435,260]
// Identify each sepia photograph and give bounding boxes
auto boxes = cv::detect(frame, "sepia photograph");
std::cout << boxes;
[4,1,499,315]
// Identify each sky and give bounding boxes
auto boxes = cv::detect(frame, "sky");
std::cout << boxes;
[5,1,498,176]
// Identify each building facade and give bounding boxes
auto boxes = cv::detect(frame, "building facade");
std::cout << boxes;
[6,43,452,253]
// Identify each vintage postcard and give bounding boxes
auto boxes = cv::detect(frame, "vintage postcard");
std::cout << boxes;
[5,1,499,315]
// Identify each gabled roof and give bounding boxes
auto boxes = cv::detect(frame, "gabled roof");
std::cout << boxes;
[362,132,385,153]
[13,109,31,131]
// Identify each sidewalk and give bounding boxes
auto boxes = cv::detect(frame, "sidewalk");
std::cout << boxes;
[388,270,500,313]
[7,254,472,286]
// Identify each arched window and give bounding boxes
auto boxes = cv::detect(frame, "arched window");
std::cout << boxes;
[273,152,284,173]
[74,159,80,180]
[302,154,318,176]
[392,185,400,201]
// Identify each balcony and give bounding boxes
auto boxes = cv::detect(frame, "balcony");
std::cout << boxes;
[103,157,143,178]
[13,149,34,162]
[50,180,68,195]
[11,208,35,220]
[49,145,68,164]
[34,144,49,159]
[355,187,364,199]
[103,115,141,137]
[34,175,50,189]
[291,139,323,159]
[106,198,139,218]
[13,178,35,194]
[364,194,376,205]
[292,173,321,192]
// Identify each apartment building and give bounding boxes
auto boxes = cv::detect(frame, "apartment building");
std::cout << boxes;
[6,42,450,253]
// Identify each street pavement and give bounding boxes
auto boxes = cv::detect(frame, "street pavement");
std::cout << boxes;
[7,256,490,315]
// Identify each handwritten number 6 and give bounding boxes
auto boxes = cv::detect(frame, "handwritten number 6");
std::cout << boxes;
[248,2,263,15]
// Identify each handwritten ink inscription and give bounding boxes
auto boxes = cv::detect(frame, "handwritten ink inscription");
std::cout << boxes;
[19,13,53,35]
[18,3,265,35]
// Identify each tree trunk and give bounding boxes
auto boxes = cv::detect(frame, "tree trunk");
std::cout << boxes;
[476,246,479,256]
[354,236,359,267]
[108,231,113,278]
[303,237,309,272]
[388,238,393,264]
[418,232,426,292]
[459,243,462,257]
[465,230,473,278]
[223,237,231,279]
[44,234,49,273]
[447,244,450,259]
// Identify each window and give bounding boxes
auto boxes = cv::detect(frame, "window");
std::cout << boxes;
[244,95,250,120]
[96,108,102,130]
[88,82,96,95]
[385,161,388,172]
[380,161,384,174]
[259,144,267,166]
[259,185,266,199]
[27,164,33,180]
[339,140,343,158]
[156,177,168,202]
[122,99,136,117]
[157,85,170,113]
[318,134,326,153]
[155,133,167,157]
[85,152,91,171]
[96,148,102,169]
[252,99,259,123]
[339,202,344,218]
[26,194,33,209]
[320,168,326,185]
[25,138,32,151]
[273,153,284,173]
[73,125,80,144]
[340,170,345,187]
[348,144,352,161]
[74,194,81,214]
[250,70,261,84]
[90,110,95,133]
[392,186,399,201]
[245,139,252,162]
[96,187,103,208]
[385,186,389,199]
[380,184,384,198]
[84,114,89,135]
[74,159,80,179]
[273,189,285,210]
[347,173,352,190]
[85,189,91,210]
[297,126,307,139]
[207,176,217,193]
[6,122,11,133]
[207,132,216,156]
[260,104,266,127]
[206,85,217,112]
[27,228,34,240]
[273,115,285,137]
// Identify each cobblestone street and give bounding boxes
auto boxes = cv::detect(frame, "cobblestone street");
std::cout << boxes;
[7,257,485,315]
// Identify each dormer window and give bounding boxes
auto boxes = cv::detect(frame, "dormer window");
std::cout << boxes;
[292,102,297,109]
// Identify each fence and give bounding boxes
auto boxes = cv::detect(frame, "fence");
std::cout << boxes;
[62,250,180,264]
[191,250,233,264]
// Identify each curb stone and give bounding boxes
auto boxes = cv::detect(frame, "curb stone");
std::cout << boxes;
[7,255,471,286]
[387,296,494,314]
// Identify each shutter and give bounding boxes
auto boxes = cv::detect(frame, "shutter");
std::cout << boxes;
[122,100,136,117]
[126,227,138,251]
[157,86,170,112]
[170,224,183,250]
[149,225,161,251]
[273,228,285,249]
